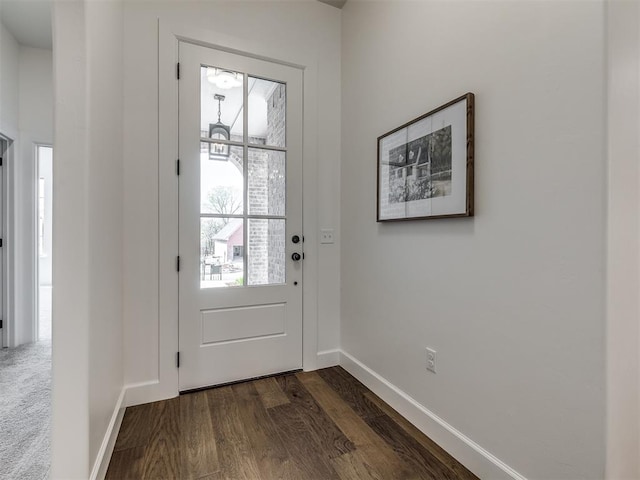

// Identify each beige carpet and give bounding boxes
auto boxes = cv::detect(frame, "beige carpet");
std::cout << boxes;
[0,286,51,480]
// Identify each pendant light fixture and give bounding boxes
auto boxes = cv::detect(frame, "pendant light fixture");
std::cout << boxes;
[209,94,231,160]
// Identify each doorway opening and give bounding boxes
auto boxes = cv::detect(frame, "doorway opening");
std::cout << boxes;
[0,140,52,478]
[37,145,52,342]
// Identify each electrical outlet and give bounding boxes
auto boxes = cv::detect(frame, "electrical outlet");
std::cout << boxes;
[426,347,437,373]
[320,229,334,244]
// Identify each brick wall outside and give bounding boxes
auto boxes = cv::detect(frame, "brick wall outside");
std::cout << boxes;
[266,83,287,284]
[248,145,269,285]
[247,83,287,285]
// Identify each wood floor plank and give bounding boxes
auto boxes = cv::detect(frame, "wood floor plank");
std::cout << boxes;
[141,398,181,480]
[364,392,479,480]
[206,386,262,480]
[113,403,154,451]
[317,367,454,479]
[105,446,145,480]
[331,450,389,480]
[179,391,219,479]
[277,373,355,459]
[253,376,290,409]
[317,367,386,420]
[106,368,478,480]
[267,402,342,479]
[231,381,305,479]
[367,413,459,480]
[297,371,418,480]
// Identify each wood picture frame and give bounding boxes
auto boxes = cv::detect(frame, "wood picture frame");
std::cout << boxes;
[377,93,474,222]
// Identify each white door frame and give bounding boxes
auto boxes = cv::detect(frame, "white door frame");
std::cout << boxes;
[0,134,11,348]
[126,21,320,406]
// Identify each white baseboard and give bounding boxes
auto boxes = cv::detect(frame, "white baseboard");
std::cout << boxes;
[339,350,527,480]
[89,388,126,480]
[317,348,341,369]
[124,379,180,407]
[124,379,161,407]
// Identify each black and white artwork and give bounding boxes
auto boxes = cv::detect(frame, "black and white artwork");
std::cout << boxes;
[387,126,452,204]
[377,94,474,221]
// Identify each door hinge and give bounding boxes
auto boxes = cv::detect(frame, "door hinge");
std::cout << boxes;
[0,319,3,329]
[176,159,180,175]
[0,157,3,166]
[0,238,3,248]
[177,255,181,272]
[177,62,180,80]
[176,352,180,368]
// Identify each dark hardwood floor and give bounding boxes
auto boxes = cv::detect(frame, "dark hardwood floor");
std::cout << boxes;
[106,367,478,480]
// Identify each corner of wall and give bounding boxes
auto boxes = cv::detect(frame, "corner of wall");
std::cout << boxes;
[605,0,640,477]
[89,388,126,480]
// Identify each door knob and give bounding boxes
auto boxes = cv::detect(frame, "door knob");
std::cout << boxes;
[291,252,301,261]
[292,235,300,244]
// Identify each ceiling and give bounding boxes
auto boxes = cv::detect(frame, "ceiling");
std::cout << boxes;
[0,0,340,52]
[318,0,347,8]
[0,0,52,50]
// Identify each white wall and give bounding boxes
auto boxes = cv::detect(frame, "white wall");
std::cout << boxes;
[52,0,125,477]
[0,22,19,140]
[51,1,90,475]
[19,46,53,140]
[341,2,606,479]
[122,0,341,400]
[606,1,640,478]
[86,0,124,467]
[0,21,19,348]
[16,45,53,340]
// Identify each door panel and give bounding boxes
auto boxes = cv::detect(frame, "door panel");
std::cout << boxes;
[201,303,285,345]
[178,42,303,391]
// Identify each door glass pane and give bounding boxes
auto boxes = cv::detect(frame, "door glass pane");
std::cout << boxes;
[201,218,244,289]
[201,144,244,215]
[248,77,285,148]
[247,219,286,286]
[247,148,285,216]
[201,66,244,142]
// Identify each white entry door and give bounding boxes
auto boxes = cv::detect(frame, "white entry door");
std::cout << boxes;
[178,42,303,391]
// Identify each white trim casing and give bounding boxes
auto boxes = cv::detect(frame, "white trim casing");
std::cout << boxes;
[0,135,13,348]
[339,350,528,480]
[127,20,320,406]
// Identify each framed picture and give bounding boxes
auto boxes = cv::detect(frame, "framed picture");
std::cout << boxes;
[377,93,474,222]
